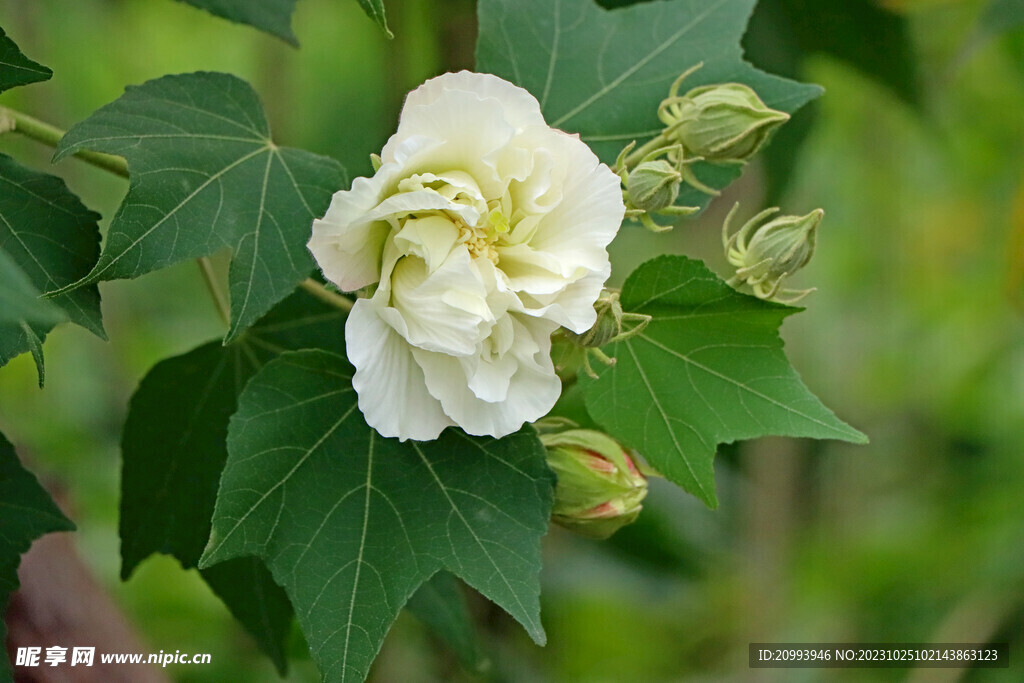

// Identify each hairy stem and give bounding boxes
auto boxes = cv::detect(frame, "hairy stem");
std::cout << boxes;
[1,105,233,326]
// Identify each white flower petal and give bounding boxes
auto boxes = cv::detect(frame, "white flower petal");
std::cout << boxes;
[399,71,546,131]
[517,262,610,333]
[308,173,393,292]
[383,249,491,356]
[346,299,454,441]
[382,91,516,197]
[498,243,581,292]
[413,316,560,438]
[530,133,623,267]
[393,215,461,273]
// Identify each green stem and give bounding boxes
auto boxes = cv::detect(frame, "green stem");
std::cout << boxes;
[300,279,354,312]
[0,106,128,178]
[197,258,230,326]
[621,132,667,169]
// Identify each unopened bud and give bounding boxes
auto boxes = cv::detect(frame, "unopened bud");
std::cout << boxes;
[723,204,822,302]
[626,159,682,212]
[660,66,789,163]
[540,428,648,539]
[566,290,624,348]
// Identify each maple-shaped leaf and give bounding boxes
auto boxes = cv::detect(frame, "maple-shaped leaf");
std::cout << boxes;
[581,256,867,507]
[54,72,345,342]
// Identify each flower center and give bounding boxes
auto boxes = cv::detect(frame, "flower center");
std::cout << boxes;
[394,173,522,266]
[453,202,512,265]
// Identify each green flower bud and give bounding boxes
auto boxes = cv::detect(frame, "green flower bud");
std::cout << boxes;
[540,428,648,539]
[659,66,789,163]
[565,290,624,348]
[723,204,823,302]
[626,159,682,212]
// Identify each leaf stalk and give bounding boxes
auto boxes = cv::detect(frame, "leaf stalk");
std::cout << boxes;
[299,279,354,313]
[0,106,128,178]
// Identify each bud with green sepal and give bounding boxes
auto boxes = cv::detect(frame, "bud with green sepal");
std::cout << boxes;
[559,289,651,378]
[538,425,649,539]
[658,63,789,163]
[628,158,680,213]
[722,203,823,303]
[614,142,700,233]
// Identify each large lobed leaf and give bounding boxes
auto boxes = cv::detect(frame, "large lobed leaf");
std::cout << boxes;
[54,72,346,342]
[476,0,821,204]
[119,290,347,672]
[581,256,867,507]
[200,349,553,682]
[0,432,75,680]
[0,154,104,382]
[0,26,51,93]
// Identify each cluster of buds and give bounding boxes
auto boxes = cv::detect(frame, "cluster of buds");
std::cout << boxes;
[614,64,789,232]
[538,424,649,539]
[558,289,651,378]
[722,203,823,303]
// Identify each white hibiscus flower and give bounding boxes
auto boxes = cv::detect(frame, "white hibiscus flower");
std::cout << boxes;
[309,71,624,441]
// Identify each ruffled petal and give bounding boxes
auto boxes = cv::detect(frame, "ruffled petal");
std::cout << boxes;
[383,248,492,356]
[393,215,461,274]
[399,71,546,132]
[527,132,624,272]
[308,172,394,292]
[346,299,454,441]
[516,260,610,333]
[413,315,561,438]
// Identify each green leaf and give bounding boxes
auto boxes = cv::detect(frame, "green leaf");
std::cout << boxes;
[200,349,553,683]
[54,72,346,342]
[406,572,489,674]
[0,26,52,94]
[119,290,346,672]
[174,0,299,45]
[0,154,104,336]
[0,250,62,385]
[580,256,867,507]
[0,250,65,328]
[0,431,75,680]
[199,558,293,674]
[355,0,393,38]
[0,153,104,383]
[476,0,820,203]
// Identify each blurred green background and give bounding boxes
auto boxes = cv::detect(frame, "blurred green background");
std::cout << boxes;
[1,0,1022,680]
